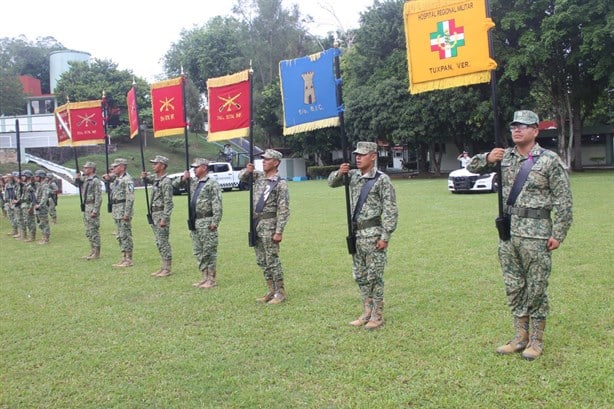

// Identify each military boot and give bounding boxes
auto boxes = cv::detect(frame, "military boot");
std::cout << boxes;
[496,316,530,355]
[38,235,49,245]
[13,229,22,239]
[26,232,36,242]
[157,260,172,277]
[199,268,216,288]
[256,280,275,303]
[120,251,134,267]
[349,297,374,327]
[113,252,127,267]
[193,269,208,287]
[82,246,95,259]
[86,247,100,260]
[8,228,17,236]
[522,319,546,361]
[268,280,287,304]
[151,259,164,276]
[365,300,384,330]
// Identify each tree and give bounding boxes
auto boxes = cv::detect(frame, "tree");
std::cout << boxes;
[0,67,24,115]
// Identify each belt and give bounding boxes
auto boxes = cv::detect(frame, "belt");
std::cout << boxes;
[195,212,213,219]
[112,199,126,205]
[255,212,276,220]
[353,217,382,231]
[151,206,164,212]
[504,206,550,219]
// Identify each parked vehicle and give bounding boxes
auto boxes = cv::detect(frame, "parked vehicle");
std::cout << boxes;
[447,168,497,193]
[169,162,248,195]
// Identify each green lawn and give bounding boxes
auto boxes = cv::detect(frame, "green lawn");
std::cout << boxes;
[1,171,612,408]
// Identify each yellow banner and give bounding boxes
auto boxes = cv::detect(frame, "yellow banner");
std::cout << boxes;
[404,0,497,94]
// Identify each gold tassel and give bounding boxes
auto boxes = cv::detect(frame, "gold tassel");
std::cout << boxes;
[207,70,250,88]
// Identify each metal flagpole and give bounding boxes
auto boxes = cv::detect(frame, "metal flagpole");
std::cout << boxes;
[133,83,153,224]
[102,91,112,213]
[180,72,195,231]
[333,42,356,254]
[248,65,256,247]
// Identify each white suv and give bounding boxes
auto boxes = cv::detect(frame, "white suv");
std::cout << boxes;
[448,168,497,193]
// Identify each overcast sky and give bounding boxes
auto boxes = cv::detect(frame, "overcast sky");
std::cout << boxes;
[2,0,374,82]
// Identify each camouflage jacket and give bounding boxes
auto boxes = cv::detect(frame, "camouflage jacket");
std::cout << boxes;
[35,181,50,212]
[19,181,36,209]
[467,143,573,241]
[328,167,398,241]
[109,173,135,219]
[81,175,103,214]
[174,176,223,226]
[239,170,290,234]
[143,173,174,221]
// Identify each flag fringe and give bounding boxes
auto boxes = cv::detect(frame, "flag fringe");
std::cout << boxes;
[409,71,492,94]
[151,77,183,90]
[407,0,467,13]
[283,117,340,136]
[69,100,102,110]
[207,127,250,142]
[70,139,106,147]
[207,70,250,88]
[154,128,184,138]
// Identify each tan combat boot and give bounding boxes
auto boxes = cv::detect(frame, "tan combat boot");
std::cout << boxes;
[8,228,17,236]
[199,268,216,288]
[113,252,127,267]
[38,235,49,245]
[268,280,287,304]
[496,316,530,355]
[365,300,384,330]
[13,228,22,239]
[151,259,164,276]
[121,251,134,267]
[193,269,208,287]
[349,298,373,327]
[522,319,546,361]
[156,260,172,277]
[256,280,275,303]
[82,246,95,259]
[86,247,100,260]
[26,232,36,242]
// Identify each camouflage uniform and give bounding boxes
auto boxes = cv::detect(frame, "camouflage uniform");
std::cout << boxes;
[174,163,223,285]
[3,176,18,235]
[12,175,24,238]
[468,143,572,319]
[20,174,37,241]
[47,177,59,223]
[328,164,398,314]
[143,167,174,265]
[239,150,290,303]
[78,168,103,255]
[108,160,135,264]
[34,172,51,242]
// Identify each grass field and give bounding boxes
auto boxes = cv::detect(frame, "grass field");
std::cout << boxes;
[1,171,612,408]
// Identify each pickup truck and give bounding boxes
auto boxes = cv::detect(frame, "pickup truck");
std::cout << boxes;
[169,161,248,195]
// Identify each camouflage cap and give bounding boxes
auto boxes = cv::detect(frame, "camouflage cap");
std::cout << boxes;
[3,173,12,178]
[22,169,33,178]
[510,110,539,125]
[35,169,46,178]
[261,149,282,161]
[149,155,169,165]
[111,158,128,167]
[190,158,210,167]
[353,141,377,155]
[83,161,96,168]
[11,171,20,177]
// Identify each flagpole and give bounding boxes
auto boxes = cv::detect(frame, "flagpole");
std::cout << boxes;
[15,119,22,185]
[133,83,153,225]
[74,146,84,212]
[180,73,195,231]
[248,66,256,247]
[102,91,112,213]
[333,42,356,255]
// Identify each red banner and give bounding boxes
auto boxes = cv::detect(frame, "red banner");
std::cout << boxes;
[126,87,139,139]
[151,77,186,137]
[54,103,71,146]
[68,100,105,145]
[207,70,251,141]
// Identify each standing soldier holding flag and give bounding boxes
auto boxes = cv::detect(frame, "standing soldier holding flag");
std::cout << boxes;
[75,162,103,260]
[142,155,174,277]
[104,158,135,268]
[239,149,290,304]
[328,141,398,330]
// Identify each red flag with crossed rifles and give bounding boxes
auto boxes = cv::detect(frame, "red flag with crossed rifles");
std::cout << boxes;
[151,76,186,138]
[68,100,106,145]
[206,70,251,142]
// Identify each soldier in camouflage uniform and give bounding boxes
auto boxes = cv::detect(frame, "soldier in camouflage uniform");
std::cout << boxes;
[328,141,398,330]
[173,158,223,288]
[10,172,24,239]
[75,162,103,260]
[104,158,135,268]
[467,110,573,360]
[33,170,51,244]
[19,170,37,242]
[142,155,174,277]
[3,173,18,236]
[239,149,290,304]
[47,174,59,224]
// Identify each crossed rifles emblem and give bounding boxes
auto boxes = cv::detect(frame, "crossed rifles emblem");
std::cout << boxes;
[77,113,97,127]
[218,93,241,112]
